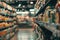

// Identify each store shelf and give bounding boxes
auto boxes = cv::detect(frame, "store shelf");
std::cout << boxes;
[0,20,14,22]
[0,1,16,11]
[4,25,17,36]
[0,25,18,40]
[35,0,52,16]
[0,1,17,40]
[7,30,18,40]
[35,21,56,32]
[1,30,18,40]
[0,20,5,23]
[0,13,16,18]
[0,25,14,31]
[34,21,60,40]
[35,20,60,37]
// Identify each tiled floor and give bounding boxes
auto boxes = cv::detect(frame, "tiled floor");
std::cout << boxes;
[17,29,36,40]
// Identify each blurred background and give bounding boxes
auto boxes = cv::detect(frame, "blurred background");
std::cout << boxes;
[0,0,60,40]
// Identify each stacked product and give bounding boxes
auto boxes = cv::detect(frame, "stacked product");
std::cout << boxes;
[43,6,56,23]
[0,2,18,40]
[55,1,60,24]
[34,0,46,14]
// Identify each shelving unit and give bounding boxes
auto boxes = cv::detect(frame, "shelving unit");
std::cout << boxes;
[34,20,60,40]
[34,0,60,40]
[35,21,59,32]
[0,1,18,40]
[34,0,52,16]
[34,23,45,40]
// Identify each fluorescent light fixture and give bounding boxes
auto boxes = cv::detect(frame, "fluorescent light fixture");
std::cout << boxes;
[18,4,21,7]
[30,2,33,4]
[30,9,34,11]
[31,12,34,14]
[16,11,29,14]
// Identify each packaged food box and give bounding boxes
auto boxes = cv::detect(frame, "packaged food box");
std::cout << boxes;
[0,30,7,37]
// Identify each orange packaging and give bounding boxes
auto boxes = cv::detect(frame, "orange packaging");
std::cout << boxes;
[5,23,9,27]
[0,30,7,37]
[0,23,4,28]
[2,2,7,8]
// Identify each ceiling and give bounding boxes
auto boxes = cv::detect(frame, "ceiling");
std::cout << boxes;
[1,0,36,11]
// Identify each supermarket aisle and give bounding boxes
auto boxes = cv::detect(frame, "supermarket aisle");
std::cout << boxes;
[17,29,36,40]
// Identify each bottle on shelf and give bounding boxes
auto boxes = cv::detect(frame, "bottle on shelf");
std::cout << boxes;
[50,11,55,23]
[55,1,60,24]
[44,6,51,23]
[55,0,60,30]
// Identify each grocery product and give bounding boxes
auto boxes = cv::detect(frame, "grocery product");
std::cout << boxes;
[0,30,7,37]
[55,1,60,23]
[0,1,16,40]
[50,11,55,23]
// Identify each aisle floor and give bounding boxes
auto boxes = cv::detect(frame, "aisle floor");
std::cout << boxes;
[17,29,36,40]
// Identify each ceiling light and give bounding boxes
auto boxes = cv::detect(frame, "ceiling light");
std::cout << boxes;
[23,5,25,8]
[18,4,21,7]
[30,2,33,4]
